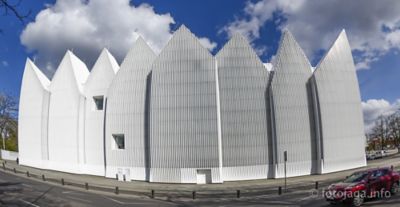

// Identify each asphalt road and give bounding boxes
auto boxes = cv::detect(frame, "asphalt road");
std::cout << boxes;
[0,170,177,207]
[1,170,400,207]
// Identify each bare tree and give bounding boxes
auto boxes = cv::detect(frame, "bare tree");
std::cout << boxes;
[388,111,400,147]
[371,115,389,150]
[0,93,18,150]
[0,0,31,33]
[368,108,400,151]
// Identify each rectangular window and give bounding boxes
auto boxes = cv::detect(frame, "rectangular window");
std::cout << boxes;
[112,134,125,149]
[93,96,104,110]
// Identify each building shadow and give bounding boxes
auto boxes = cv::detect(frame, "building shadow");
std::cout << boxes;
[144,71,152,181]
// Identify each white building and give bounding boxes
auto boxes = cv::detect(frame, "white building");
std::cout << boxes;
[18,59,50,169]
[270,30,317,178]
[18,25,366,184]
[84,49,119,176]
[311,30,366,174]
[105,37,155,181]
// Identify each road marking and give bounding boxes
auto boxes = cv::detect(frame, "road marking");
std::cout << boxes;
[102,196,150,205]
[298,195,317,201]
[22,183,33,188]
[62,190,81,195]
[103,196,124,204]
[66,196,92,203]
[19,199,40,207]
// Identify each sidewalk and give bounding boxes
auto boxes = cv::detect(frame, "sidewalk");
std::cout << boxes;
[1,153,399,198]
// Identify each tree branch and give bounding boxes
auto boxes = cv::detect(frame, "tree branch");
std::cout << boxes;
[0,0,31,24]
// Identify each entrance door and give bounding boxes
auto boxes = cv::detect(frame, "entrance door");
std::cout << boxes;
[117,168,124,181]
[124,168,131,182]
[197,169,211,184]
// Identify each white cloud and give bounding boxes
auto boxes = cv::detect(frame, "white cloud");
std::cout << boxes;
[362,99,400,132]
[222,0,400,69]
[198,37,217,52]
[21,0,216,77]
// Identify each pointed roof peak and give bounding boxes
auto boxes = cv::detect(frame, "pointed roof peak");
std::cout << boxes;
[281,28,292,33]
[277,28,306,56]
[173,24,194,37]
[25,58,50,88]
[328,29,348,48]
[92,48,119,74]
[131,35,154,52]
[160,24,213,56]
[26,58,34,66]
[63,50,81,63]
[99,47,113,58]
[280,29,296,42]
[85,49,119,90]
[53,50,89,93]
[216,32,257,58]
[314,29,352,72]
[274,28,311,74]
[65,49,74,56]
[100,47,110,54]
[336,29,348,43]
[340,28,346,36]
[119,35,156,70]
[133,36,151,49]
[136,35,146,43]
[177,24,189,32]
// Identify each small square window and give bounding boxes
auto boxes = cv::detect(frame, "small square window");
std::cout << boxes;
[112,134,125,149]
[93,96,104,110]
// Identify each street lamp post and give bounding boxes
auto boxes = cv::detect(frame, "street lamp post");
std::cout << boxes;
[1,130,5,150]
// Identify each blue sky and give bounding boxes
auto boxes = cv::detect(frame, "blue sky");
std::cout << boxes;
[0,0,399,130]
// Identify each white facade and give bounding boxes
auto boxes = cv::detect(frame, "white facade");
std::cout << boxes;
[47,51,89,173]
[149,26,221,183]
[18,59,50,168]
[216,34,272,181]
[18,25,366,183]
[105,37,156,181]
[312,30,366,174]
[84,49,119,176]
[270,31,317,178]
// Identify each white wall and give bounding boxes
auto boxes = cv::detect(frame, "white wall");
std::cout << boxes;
[270,31,317,178]
[312,31,366,173]
[216,34,272,181]
[18,59,50,168]
[1,150,19,161]
[47,51,89,173]
[84,49,119,176]
[105,38,156,181]
[149,26,221,183]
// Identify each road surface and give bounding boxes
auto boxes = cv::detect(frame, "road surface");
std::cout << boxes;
[1,170,400,206]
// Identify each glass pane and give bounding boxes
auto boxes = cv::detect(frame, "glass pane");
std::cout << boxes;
[93,96,104,110]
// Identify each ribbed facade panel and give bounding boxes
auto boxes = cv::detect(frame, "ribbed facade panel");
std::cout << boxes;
[271,31,317,178]
[216,34,271,180]
[149,26,221,183]
[312,31,366,174]
[18,60,50,168]
[41,91,50,162]
[17,26,368,184]
[47,52,89,173]
[84,49,119,176]
[105,37,156,180]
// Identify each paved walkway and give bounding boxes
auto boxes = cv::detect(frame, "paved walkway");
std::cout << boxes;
[1,152,399,197]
